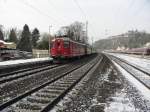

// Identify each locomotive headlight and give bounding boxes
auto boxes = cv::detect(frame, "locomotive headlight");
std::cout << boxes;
[64,52,67,55]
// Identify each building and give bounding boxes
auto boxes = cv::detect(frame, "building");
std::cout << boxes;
[0,40,16,49]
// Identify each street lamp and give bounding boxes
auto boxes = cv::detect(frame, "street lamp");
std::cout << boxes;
[49,25,52,57]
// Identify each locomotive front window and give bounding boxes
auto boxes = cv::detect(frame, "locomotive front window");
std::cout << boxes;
[57,42,61,47]
[64,41,69,48]
[51,42,54,48]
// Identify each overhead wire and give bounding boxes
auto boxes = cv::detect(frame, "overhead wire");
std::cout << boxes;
[73,0,87,19]
[72,0,97,42]
[134,0,148,15]
[47,0,69,23]
[111,0,136,35]
[18,0,64,25]
[121,0,148,32]
[121,0,136,32]
[18,0,97,40]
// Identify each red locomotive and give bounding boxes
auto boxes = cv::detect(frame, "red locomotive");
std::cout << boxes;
[50,37,92,60]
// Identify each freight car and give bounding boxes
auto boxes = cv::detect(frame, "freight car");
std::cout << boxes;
[50,37,94,60]
[125,48,150,55]
[109,47,150,55]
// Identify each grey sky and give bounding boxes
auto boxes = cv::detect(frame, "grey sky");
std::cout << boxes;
[0,0,150,42]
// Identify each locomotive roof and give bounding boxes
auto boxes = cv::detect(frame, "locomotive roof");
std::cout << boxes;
[52,37,86,46]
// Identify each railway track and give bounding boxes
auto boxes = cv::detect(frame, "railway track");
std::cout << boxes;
[0,55,100,111]
[0,64,60,85]
[0,63,53,77]
[105,54,150,90]
[0,63,78,104]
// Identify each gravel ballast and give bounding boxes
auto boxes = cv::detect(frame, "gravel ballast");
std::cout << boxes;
[53,55,150,112]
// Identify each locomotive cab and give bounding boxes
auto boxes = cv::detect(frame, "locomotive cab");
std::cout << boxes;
[50,38,70,59]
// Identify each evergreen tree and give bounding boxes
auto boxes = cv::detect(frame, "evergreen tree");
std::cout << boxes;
[37,33,52,50]
[0,27,4,40]
[9,28,18,43]
[31,28,40,48]
[17,24,32,52]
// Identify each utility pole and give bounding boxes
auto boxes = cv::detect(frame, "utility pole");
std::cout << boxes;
[91,36,94,51]
[92,37,94,46]
[49,25,52,57]
[86,21,88,43]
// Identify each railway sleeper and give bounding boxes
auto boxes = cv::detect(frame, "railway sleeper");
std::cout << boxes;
[16,102,43,110]
[46,86,66,90]
[60,80,74,84]
[41,89,63,94]
[35,93,59,98]
[49,84,70,88]
[26,96,53,104]
[57,82,73,86]
[64,78,78,81]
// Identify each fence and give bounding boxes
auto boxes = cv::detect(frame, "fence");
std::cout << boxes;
[32,49,50,58]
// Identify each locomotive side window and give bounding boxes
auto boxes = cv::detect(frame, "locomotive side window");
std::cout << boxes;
[51,42,54,48]
[51,43,53,48]
[64,41,69,48]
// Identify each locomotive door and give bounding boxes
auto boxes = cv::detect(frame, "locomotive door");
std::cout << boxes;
[70,41,73,57]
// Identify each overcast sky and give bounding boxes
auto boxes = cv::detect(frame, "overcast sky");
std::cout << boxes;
[0,0,150,42]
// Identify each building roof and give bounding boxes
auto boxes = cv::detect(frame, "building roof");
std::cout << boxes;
[0,40,15,45]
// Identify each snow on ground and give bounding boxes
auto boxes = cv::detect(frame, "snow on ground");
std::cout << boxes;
[107,53,150,72]
[105,89,139,112]
[53,59,127,111]
[50,56,150,112]
[113,61,150,100]
[123,54,150,59]
[0,57,52,66]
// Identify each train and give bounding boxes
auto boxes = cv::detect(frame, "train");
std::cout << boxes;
[124,48,150,55]
[1,36,96,61]
[109,47,150,55]
[50,36,95,60]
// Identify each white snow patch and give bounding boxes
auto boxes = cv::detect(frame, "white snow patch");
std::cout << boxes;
[0,57,52,66]
[113,61,150,100]
[105,91,139,112]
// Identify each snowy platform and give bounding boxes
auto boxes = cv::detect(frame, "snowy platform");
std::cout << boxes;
[0,57,53,66]
[122,54,150,60]
[0,57,53,73]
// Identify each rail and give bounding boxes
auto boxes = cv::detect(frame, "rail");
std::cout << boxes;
[0,55,99,111]
[105,54,150,90]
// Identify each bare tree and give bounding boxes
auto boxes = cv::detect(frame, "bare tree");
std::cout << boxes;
[68,21,84,41]
[56,21,87,43]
